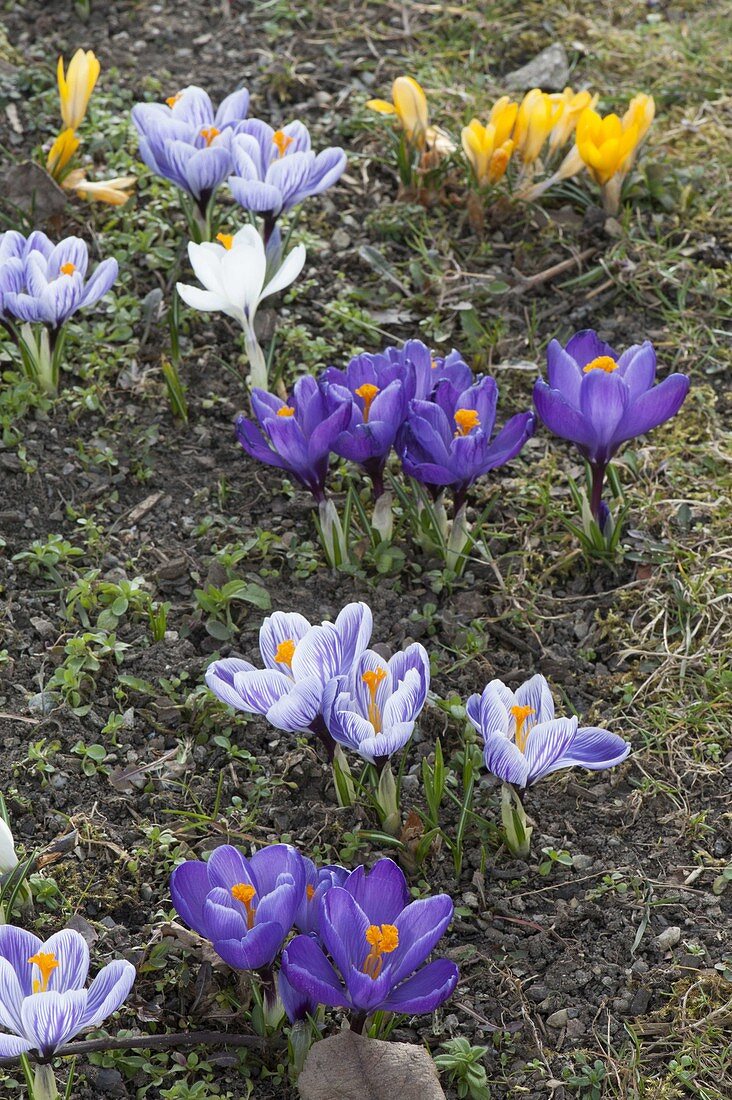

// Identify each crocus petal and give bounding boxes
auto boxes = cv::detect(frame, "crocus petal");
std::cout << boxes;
[616,341,656,400]
[281,935,351,1009]
[42,930,90,992]
[290,624,342,685]
[482,732,531,787]
[343,858,410,925]
[170,860,212,936]
[203,894,249,942]
[380,958,459,1013]
[579,370,629,458]
[515,675,554,726]
[0,959,25,1034]
[549,725,631,773]
[533,379,599,453]
[20,990,89,1056]
[231,668,294,715]
[388,895,454,985]
[259,611,312,670]
[265,677,323,732]
[206,845,255,893]
[0,926,42,997]
[213,923,285,971]
[546,339,583,406]
[610,374,690,447]
[176,283,231,315]
[260,243,306,301]
[229,176,283,214]
[205,658,257,710]
[0,1033,34,1056]
[357,723,414,764]
[565,329,616,368]
[320,888,371,984]
[333,602,373,673]
[523,716,578,783]
[80,960,136,1029]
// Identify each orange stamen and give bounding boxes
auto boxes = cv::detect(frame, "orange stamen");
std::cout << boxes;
[60,262,76,276]
[216,232,234,250]
[200,126,220,146]
[29,951,59,994]
[276,406,295,417]
[362,667,387,733]
[511,705,535,754]
[306,884,316,901]
[583,355,618,374]
[362,924,399,980]
[275,639,296,667]
[272,130,294,157]
[454,408,480,436]
[231,883,257,929]
[166,92,182,108]
[355,382,380,423]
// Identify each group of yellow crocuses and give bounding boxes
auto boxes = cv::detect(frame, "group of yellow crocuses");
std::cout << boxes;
[367,75,655,214]
[45,48,135,206]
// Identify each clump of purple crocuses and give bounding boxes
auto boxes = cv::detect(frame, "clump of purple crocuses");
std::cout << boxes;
[533,329,690,549]
[0,230,118,392]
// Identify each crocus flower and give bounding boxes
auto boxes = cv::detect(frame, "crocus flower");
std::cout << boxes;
[170,843,305,972]
[0,819,18,874]
[176,225,305,388]
[367,76,430,148]
[0,233,118,329]
[46,128,80,181]
[461,115,515,187]
[576,94,654,212]
[132,85,250,216]
[229,120,346,239]
[321,351,417,495]
[281,862,458,1022]
[399,373,535,508]
[548,88,598,155]
[294,858,349,936]
[513,89,564,169]
[0,925,135,1058]
[322,643,430,766]
[467,673,631,789]
[278,966,317,1024]
[57,49,100,131]
[235,375,351,499]
[205,602,372,748]
[65,172,137,206]
[533,329,690,519]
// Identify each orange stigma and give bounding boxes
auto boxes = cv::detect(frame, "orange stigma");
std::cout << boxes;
[511,705,535,753]
[362,667,387,732]
[231,883,257,928]
[355,382,379,423]
[166,92,182,108]
[272,130,294,157]
[200,126,221,146]
[454,408,480,436]
[29,951,59,994]
[275,638,296,667]
[362,924,399,980]
[276,406,295,417]
[306,884,316,901]
[60,262,76,276]
[216,232,234,250]
[583,355,618,374]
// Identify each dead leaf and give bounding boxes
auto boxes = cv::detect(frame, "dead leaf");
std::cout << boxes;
[298,1030,446,1100]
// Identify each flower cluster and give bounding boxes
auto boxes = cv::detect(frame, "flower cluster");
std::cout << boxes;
[132,84,346,238]
[170,848,458,1026]
[368,75,655,214]
[0,230,118,392]
[46,49,135,206]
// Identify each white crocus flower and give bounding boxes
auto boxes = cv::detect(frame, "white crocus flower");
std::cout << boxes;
[176,224,306,390]
[0,818,18,875]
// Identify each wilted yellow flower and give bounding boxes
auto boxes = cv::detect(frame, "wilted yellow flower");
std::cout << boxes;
[64,171,136,206]
[576,107,642,186]
[513,89,564,166]
[623,93,655,144]
[367,76,429,147]
[46,127,80,180]
[57,49,100,130]
[461,118,514,185]
[548,88,598,154]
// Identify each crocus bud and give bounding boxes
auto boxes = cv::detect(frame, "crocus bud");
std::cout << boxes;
[0,818,18,874]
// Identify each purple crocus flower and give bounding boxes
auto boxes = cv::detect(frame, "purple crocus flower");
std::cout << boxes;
[0,925,135,1058]
[235,375,351,502]
[533,330,690,520]
[466,673,631,789]
[205,602,372,753]
[229,120,346,239]
[0,231,118,328]
[294,858,349,936]
[278,965,317,1024]
[322,643,430,766]
[281,858,458,1025]
[132,85,250,215]
[399,373,535,508]
[170,843,305,972]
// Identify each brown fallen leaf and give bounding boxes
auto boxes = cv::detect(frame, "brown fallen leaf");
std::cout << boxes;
[298,1029,446,1100]
[3,161,67,221]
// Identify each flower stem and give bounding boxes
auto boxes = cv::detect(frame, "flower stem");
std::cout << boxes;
[501,783,532,858]
[349,1011,367,1035]
[590,462,606,521]
[309,715,337,763]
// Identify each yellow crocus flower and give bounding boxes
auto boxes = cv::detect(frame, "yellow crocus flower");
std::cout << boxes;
[623,93,655,144]
[46,127,80,180]
[64,171,136,206]
[489,96,518,146]
[367,76,429,148]
[461,118,514,185]
[57,49,100,130]
[576,107,641,186]
[513,88,564,166]
[548,88,598,154]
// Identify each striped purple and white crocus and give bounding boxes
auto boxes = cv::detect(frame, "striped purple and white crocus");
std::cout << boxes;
[0,925,135,1059]
[205,602,373,757]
